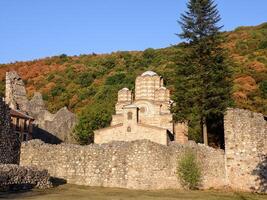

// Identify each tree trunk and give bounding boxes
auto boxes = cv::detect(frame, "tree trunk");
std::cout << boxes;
[202,119,208,146]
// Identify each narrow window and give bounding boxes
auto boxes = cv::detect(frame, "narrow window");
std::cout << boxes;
[127,112,133,120]
[23,133,27,141]
[127,126,131,132]
[24,120,28,132]
[16,118,20,131]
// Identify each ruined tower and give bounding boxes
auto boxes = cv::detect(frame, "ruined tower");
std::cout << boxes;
[0,98,21,164]
[5,71,29,112]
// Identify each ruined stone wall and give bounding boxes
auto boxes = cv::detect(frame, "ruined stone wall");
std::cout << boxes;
[224,108,267,193]
[5,71,77,144]
[0,164,51,191]
[32,106,77,144]
[174,122,188,144]
[5,71,29,112]
[20,139,226,190]
[0,98,20,164]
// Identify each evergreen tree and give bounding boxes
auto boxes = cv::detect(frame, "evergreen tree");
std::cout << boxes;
[173,0,232,146]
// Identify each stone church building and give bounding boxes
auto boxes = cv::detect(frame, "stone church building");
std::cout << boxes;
[94,71,188,145]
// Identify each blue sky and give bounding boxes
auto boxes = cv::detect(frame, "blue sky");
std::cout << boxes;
[0,0,266,64]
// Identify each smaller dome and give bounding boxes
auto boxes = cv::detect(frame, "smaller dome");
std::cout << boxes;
[159,86,166,90]
[120,87,129,91]
[141,71,158,77]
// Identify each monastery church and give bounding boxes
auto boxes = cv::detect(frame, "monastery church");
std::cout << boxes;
[94,71,188,145]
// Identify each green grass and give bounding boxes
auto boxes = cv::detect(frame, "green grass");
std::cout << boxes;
[1,184,266,200]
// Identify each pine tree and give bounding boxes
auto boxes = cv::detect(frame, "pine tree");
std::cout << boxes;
[173,0,232,146]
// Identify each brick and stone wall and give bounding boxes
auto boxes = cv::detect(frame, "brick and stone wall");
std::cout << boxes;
[20,139,226,190]
[224,108,267,193]
[0,98,21,164]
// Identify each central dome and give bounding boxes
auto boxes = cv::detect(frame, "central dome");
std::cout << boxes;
[141,71,158,77]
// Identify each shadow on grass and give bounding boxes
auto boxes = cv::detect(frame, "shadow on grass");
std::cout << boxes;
[50,177,67,187]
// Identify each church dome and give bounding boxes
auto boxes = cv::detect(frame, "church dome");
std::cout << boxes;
[120,87,129,91]
[141,71,158,77]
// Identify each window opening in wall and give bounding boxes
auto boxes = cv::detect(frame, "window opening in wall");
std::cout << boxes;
[127,112,133,120]
[127,126,131,132]
[23,133,27,141]
[140,107,146,113]
[24,120,28,132]
[16,118,19,131]
[207,115,225,150]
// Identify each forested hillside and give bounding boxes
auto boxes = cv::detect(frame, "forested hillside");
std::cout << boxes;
[0,23,266,143]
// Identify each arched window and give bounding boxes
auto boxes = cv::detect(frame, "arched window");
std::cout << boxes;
[140,107,146,113]
[127,112,133,120]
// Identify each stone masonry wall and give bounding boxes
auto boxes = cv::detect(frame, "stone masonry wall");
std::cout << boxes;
[0,98,20,164]
[20,139,226,190]
[95,124,169,145]
[224,108,267,193]
[0,164,51,191]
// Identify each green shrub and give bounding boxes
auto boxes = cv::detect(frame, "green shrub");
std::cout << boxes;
[101,57,116,69]
[66,67,75,79]
[177,150,202,190]
[57,54,68,64]
[59,54,67,59]
[0,81,4,97]
[143,48,156,60]
[78,87,96,101]
[256,56,267,64]
[235,41,248,55]
[258,40,267,49]
[260,81,267,98]
[51,85,66,97]
[42,93,49,101]
[75,73,94,87]
[74,104,112,144]
[105,73,126,85]
[259,23,267,29]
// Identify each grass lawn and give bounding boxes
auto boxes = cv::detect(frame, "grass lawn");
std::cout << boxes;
[1,184,266,200]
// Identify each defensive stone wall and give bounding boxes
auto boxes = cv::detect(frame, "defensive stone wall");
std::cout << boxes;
[0,98,20,164]
[20,139,226,190]
[224,108,267,193]
[19,108,267,192]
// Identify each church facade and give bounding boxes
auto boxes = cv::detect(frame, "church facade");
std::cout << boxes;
[94,71,188,145]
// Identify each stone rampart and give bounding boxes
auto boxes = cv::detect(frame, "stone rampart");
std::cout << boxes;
[19,108,267,192]
[20,139,226,190]
[224,108,267,193]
